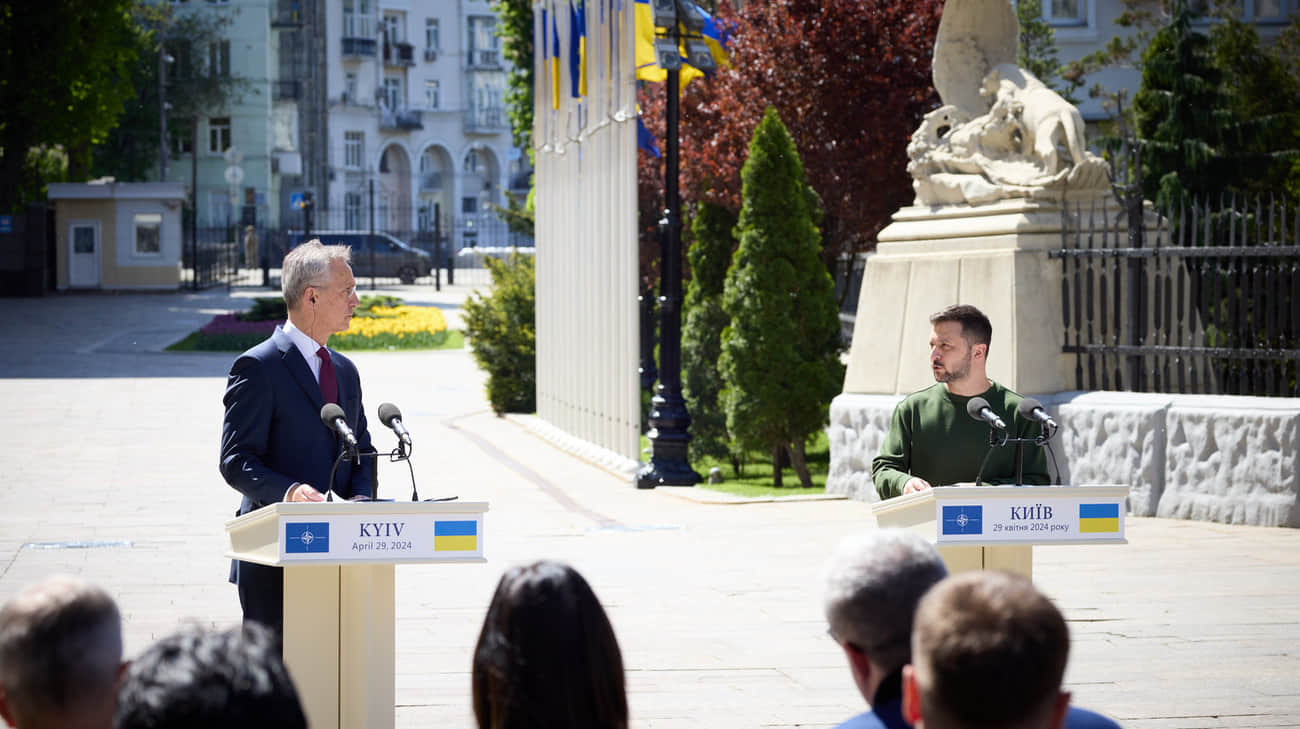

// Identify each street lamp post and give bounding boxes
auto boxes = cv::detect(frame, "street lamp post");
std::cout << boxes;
[637,0,714,489]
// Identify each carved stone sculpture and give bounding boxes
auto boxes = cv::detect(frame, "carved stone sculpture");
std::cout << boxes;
[908,0,1111,206]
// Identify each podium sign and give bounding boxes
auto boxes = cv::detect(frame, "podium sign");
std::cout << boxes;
[280,512,484,562]
[936,488,1126,545]
[872,485,1128,580]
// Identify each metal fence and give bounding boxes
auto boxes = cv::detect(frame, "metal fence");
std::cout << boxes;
[1052,195,1300,397]
[181,208,533,291]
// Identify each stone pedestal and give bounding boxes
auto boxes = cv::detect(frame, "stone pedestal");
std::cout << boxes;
[844,199,1096,396]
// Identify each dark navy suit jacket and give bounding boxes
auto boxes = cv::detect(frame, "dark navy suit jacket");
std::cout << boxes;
[219,327,374,621]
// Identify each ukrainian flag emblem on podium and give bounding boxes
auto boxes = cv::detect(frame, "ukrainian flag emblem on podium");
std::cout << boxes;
[1079,503,1120,533]
[434,520,478,551]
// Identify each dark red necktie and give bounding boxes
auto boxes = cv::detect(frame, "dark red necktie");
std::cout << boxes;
[317,346,338,404]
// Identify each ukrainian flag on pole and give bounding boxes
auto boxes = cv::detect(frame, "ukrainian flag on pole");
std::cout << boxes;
[569,0,587,98]
[633,0,729,85]
[549,1,562,109]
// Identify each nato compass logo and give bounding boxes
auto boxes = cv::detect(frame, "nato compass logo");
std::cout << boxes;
[941,505,983,536]
[286,522,330,554]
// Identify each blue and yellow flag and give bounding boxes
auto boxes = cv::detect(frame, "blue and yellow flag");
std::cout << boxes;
[636,115,660,157]
[569,0,587,98]
[633,0,729,86]
[549,2,562,109]
[1078,503,1120,533]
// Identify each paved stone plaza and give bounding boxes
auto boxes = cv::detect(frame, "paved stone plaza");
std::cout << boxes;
[0,287,1297,729]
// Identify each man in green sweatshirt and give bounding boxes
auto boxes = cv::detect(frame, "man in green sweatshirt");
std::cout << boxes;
[872,304,1050,500]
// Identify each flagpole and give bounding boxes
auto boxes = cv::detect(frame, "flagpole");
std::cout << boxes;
[637,26,701,489]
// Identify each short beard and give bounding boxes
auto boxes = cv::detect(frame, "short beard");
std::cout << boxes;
[934,351,972,383]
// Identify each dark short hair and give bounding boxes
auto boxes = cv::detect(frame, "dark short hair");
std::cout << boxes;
[912,571,1069,729]
[114,623,306,729]
[472,561,628,729]
[929,304,992,350]
[0,575,122,727]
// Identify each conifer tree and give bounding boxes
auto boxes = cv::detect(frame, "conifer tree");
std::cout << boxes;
[682,201,737,469]
[719,108,843,488]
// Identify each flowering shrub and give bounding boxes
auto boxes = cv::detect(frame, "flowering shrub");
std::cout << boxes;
[173,302,453,351]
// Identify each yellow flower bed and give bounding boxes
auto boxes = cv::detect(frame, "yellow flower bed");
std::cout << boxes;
[332,305,451,349]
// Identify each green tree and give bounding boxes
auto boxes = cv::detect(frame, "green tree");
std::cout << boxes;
[463,253,537,414]
[1016,0,1072,101]
[92,3,242,181]
[682,200,737,470]
[492,0,534,156]
[0,0,139,210]
[718,108,843,488]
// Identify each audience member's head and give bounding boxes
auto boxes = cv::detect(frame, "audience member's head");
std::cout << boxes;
[823,529,949,705]
[472,560,627,729]
[0,575,123,729]
[113,623,305,729]
[904,571,1071,729]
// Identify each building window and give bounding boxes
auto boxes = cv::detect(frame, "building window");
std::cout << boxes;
[1042,0,1086,25]
[467,16,498,65]
[72,224,96,254]
[344,192,363,229]
[425,18,439,49]
[343,0,372,38]
[171,123,193,155]
[462,196,478,214]
[464,149,481,174]
[344,72,358,103]
[424,79,440,109]
[208,117,231,155]
[208,39,230,77]
[344,131,364,169]
[134,213,162,256]
[382,13,402,45]
[382,76,402,109]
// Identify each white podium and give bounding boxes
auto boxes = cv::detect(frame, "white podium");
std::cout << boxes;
[225,500,488,729]
[871,485,1127,579]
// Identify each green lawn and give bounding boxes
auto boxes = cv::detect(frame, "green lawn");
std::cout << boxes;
[642,430,829,497]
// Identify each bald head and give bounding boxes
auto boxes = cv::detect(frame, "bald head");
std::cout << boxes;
[0,575,123,729]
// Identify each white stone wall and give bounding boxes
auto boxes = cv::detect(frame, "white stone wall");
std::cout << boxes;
[827,391,1300,528]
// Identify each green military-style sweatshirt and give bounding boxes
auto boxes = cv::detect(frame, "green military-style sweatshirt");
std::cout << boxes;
[871,382,1051,500]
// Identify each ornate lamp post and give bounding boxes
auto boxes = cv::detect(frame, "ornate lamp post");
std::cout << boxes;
[637,0,715,489]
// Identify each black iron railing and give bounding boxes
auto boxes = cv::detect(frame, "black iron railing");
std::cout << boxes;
[1052,196,1300,396]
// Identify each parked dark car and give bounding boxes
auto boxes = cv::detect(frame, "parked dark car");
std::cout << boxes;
[287,230,433,284]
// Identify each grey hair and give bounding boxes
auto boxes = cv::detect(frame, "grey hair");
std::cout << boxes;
[823,529,948,672]
[0,575,122,723]
[281,239,353,308]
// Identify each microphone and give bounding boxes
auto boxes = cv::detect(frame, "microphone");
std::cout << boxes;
[377,402,412,447]
[966,397,1007,431]
[1016,398,1059,430]
[320,403,359,451]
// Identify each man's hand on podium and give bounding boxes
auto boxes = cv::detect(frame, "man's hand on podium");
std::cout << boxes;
[287,484,326,502]
[903,477,932,495]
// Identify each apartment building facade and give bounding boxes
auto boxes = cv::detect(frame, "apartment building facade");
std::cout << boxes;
[160,0,527,244]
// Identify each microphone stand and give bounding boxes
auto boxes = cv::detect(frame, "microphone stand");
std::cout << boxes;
[974,424,1058,487]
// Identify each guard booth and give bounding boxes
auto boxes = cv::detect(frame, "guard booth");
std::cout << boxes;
[47,180,186,290]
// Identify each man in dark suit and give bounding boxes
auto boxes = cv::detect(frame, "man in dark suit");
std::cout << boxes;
[220,239,374,631]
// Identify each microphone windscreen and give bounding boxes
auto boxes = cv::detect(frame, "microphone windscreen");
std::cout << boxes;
[966,397,990,421]
[320,403,345,427]
[1017,398,1043,419]
[378,402,401,427]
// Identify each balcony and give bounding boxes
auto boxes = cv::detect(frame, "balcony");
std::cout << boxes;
[464,107,509,134]
[383,41,416,67]
[467,49,500,67]
[381,108,424,131]
[272,79,299,101]
[341,37,377,57]
[420,172,443,191]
